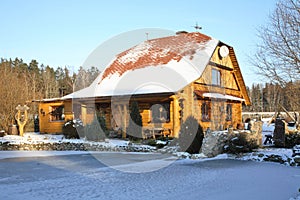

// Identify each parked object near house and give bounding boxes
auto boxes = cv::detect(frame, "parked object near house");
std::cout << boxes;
[37,31,250,137]
[8,124,18,135]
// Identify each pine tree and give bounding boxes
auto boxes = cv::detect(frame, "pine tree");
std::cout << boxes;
[178,115,204,154]
[127,101,143,140]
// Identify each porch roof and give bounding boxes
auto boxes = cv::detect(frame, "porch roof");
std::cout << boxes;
[194,90,245,102]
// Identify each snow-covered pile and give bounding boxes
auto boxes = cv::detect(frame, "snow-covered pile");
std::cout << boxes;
[237,148,298,166]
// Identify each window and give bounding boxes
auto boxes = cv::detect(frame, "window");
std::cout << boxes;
[201,102,211,121]
[49,105,64,121]
[226,104,232,121]
[212,68,221,86]
[151,103,170,123]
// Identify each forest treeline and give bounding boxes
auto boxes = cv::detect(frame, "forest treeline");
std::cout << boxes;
[244,82,300,112]
[0,58,99,130]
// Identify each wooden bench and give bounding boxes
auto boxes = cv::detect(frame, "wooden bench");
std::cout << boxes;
[142,127,171,139]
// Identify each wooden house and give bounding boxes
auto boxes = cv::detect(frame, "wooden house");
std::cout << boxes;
[37,98,73,134]
[38,31,250,137]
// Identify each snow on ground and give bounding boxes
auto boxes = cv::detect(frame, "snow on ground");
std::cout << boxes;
[0,123,300,199]
[0,150,91,160]
[0,132,151,150]
[0,151,299,200]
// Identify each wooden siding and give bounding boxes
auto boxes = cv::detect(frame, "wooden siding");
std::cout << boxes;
[39,100,73,134]
[190,44,246,131]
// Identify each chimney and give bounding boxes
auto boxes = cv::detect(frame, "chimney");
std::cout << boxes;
[176,31,188,35]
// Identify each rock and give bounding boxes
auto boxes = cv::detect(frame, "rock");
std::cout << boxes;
[250,121,263,147]
[263,154,285,164]
[201,131,228,157]
[258,153,264,158]
[292,145,300,157]
[293,156,300,164]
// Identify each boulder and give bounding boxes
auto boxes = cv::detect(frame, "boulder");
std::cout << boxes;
[200,131,228,157]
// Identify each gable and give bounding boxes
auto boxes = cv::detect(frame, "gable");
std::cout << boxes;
[195,44,238,90]
[194,43,251,105]
[195,64,239,90]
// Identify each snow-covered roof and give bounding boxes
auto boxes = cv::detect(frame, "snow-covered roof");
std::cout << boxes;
[33,98,64,102]
[68,32,219,99]
[202,93,245,102]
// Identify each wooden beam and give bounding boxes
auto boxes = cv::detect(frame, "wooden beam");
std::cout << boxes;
[209,61,233,71]
[171,95,180,138]
[279,104,297,124]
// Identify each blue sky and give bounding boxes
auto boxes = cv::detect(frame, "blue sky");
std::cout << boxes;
[1,0,277,86]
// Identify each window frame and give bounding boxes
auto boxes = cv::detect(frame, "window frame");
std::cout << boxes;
[201,102,211,122]
[211,68,221,86]
[150,102,170,123]
[49,105,65,122]
[226,104,232,121]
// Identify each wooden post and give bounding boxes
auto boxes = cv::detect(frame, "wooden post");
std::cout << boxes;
[171,95,180,138]
[279,104,297,124]
[122,104,128,138]
[81,105,87,125]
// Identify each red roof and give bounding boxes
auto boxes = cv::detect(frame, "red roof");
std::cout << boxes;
[99,32,212,83]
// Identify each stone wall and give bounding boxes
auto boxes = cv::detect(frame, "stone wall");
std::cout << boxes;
[0,142,155,152]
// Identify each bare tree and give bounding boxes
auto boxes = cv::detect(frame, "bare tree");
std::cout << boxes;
[253,0,300,86]
[252,0,300,110]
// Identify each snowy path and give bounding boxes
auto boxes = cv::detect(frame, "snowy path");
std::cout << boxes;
[0,152,299,200]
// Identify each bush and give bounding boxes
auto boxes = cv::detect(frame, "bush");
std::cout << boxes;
[97,113,107,136]
[285,132,300,148]
[224,132,258,154]
[84,118,106,141]
[178,116,204,154]
[127,101,143,140]
[62,119,83,139]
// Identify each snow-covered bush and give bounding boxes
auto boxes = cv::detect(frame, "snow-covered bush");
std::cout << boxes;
[178,116,204,154]
[62,119,83,139]
[224,131,259,154]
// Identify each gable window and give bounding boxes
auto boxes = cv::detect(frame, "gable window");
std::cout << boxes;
[49,105,64,121]
[212,68,221,86]
[201,102,211,121]
[151,103,170,123]
[226,104,232,121]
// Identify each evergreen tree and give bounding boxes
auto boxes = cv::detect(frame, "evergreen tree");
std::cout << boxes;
[127,101,143,140]
[178,115,204,154]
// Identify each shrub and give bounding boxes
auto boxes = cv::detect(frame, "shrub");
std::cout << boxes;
[96,112,107,136]
[62,119,83,139]
[127,101,143,140]
[146,139,157,146]
[285,132,300,148]
[224,132,258,154]
[84,118,106,141]
[178,116,204,154]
